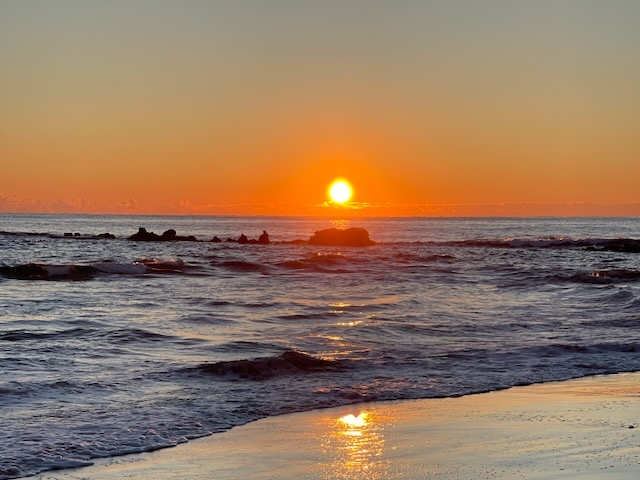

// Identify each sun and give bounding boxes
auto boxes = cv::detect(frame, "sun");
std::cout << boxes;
[328,179,353,204]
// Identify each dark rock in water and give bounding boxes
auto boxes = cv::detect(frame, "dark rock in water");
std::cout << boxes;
[62,232,114,239]
[308,227,375,247]
[129,227,197,242]
[161,229,177,240]
[129,227,160,241]
[219,232,270,245]
[96,232,116,239]
[258,231,271,245]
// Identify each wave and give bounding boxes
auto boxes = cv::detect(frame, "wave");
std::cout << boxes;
[388,237,640,251]
[0,328,87,342]
[137,257,186,272]
[276,252,362,273]
[0,326,183,347]
[392,252,456,263]
[192,350,345,380]
[0,258,185,280]
[216,260,271,274]
[565,268,640,284]
[533,341,640,355]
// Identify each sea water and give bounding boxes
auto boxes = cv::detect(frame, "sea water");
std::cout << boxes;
[1,214,639,478]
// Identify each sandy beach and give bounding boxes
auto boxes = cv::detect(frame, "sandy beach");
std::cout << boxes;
[32,372,640,480]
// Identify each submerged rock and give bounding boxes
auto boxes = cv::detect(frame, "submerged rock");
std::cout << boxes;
[308,227,375,247]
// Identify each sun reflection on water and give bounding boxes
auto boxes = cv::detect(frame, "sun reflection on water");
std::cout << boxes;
[320,411,390,479]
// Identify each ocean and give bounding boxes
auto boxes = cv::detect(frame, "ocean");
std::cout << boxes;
[1,214,639,479]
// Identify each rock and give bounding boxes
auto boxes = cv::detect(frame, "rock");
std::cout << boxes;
[258,231,271,245]
[129,227,197,242]
[129,227,160,241]
[161,229,177,240]
[238,234,249,244]
[308,227,375,247]
[96,233,116,239]
[211,236,222,243]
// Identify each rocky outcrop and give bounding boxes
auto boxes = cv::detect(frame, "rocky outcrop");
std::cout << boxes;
[308,227,375,247]
[62,232,116,239]
[128,227,197,242]
[222,231,271,245]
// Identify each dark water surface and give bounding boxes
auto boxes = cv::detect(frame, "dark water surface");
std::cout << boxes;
[1,214,639,478]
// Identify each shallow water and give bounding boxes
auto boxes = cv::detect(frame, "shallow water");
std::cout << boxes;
[1,214,639,478]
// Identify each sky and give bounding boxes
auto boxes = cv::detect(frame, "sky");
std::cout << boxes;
[1,0,639,216]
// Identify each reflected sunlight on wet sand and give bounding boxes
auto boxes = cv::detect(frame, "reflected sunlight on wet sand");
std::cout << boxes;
[34,372,640,480]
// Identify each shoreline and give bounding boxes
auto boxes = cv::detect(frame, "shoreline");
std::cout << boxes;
[32,372,640,479]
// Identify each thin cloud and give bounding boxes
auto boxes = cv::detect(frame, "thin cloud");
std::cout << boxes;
[1,192,639,216]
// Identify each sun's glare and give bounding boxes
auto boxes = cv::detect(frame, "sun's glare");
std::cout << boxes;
[339,412,369,428]
[328,179,353,204]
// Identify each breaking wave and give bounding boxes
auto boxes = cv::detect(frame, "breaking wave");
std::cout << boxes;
[193,350,345,380]
[0,258,185,280]
[426,237,640,252]
[562,268,640,284]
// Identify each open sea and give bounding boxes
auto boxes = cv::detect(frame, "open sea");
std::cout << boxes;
[1,214,639,478]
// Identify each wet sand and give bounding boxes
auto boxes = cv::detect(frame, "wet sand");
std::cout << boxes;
[34,373,640,479]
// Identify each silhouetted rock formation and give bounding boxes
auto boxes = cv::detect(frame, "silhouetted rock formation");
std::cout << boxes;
[63,232,115,239]
[258,231,271,244]
[129,227,197,242]
[223,232,271,245]
[128,229,273,244]
[129,228,159,241]
[308,227,375,247]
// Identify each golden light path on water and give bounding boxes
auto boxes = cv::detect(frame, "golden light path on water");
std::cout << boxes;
[318,411,391,479]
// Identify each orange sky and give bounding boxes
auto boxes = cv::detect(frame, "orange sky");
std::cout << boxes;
[1,1,639,216]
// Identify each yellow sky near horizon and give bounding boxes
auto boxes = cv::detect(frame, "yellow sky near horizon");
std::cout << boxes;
[1,1,639,216]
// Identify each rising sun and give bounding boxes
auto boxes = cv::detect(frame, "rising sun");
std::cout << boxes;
[328,179,353,204]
